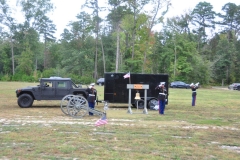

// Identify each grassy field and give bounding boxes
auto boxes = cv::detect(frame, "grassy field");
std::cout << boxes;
[0,82,240,160]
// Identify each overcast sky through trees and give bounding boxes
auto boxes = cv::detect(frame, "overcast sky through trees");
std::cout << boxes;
[9,0,240,39]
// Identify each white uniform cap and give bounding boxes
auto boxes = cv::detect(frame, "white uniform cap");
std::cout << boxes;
[160,82,165,85]
[158,82,165,87]
[190,83,196,88]
[90,83,95,86]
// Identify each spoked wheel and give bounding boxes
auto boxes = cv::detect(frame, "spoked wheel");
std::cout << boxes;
[60,94,74,115]
[67,95,89,118]
[148,98,158,110]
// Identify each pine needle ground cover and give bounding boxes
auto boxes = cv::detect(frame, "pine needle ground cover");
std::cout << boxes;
[0,82,239,159]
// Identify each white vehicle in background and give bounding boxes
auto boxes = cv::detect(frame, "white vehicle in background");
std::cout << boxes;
[228,83,240,90]
[97,78,105,86]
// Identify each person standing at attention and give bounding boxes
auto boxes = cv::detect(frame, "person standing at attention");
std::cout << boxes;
[190,82,199,106]
[86,83,97,115]
[155,82,167,115]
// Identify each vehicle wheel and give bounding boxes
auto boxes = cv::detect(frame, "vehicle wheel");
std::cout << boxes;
[67,95,89,118]
[17,94,34,108]
[60,94,74,115]
[148,98,158,110]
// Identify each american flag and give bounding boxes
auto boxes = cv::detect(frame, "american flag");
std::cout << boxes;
[123,72,130,79]
[95,114,108,126]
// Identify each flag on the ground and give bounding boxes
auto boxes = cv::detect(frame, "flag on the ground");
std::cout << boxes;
[123,72,130,79]
[95,114,108,126]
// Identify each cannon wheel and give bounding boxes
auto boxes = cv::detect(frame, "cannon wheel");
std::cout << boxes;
[60,94,75,115]
[148,98,158,110]
[67,95,89,118]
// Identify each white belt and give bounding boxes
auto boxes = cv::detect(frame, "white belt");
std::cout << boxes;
[89,94,95,96]
[159,93,165,95]
[192,91,196,92]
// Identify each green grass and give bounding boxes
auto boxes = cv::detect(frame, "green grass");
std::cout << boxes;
[0,82,240,159]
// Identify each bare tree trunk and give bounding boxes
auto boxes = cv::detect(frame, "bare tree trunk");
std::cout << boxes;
[115,24,120,72]
[94,0,99,80]
[10,36,15,75]
[173,38,177,78]
[44,33,46,69]
[101,36,106,73]
[35,58,38,70]
[130,0,137,60]
[226,66,229,84]
[94,34,99,79]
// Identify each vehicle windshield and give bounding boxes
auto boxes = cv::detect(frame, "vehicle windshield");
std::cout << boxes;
[71,80,79,88]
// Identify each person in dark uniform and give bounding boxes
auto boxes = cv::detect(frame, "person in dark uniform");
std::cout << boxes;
[86,83,97,115]
[155,82,167,115]
[190,82,199,106]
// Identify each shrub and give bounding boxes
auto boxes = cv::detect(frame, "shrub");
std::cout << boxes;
[11,73,20,81]
[42,68,55,78]
[1,74,11,81]
[21,74,35,82]
[79,76,94,85]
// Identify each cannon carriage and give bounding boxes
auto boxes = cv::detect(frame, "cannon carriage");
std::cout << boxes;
[60,94,108,118]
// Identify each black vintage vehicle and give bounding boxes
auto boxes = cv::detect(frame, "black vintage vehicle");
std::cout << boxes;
[103,73,169,109]
[16,77,88,108]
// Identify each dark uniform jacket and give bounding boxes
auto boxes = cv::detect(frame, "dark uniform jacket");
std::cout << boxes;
[86,88,97,102]
[155,85,167,100]
[191,87,197,96]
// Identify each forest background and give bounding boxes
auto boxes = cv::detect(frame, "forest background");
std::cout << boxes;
[1,0,240,86]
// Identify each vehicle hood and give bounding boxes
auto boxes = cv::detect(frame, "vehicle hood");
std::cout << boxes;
[25,85,39,88]
[16,86,40,91]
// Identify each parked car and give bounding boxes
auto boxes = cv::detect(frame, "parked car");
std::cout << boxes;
[228,83,240,90]
[237,85,240,91]
[97,78,105,85]
[170,81,190,89]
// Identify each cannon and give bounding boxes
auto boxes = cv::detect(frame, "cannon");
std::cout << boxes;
[60,95,108,118]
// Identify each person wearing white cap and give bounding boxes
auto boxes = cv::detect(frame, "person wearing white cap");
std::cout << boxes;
[155,82,167,115]
[190,82,199,106]
[86,83,97,115]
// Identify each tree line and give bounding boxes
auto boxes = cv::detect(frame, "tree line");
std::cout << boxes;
[0,0,240,85]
